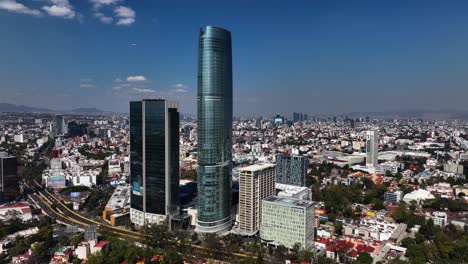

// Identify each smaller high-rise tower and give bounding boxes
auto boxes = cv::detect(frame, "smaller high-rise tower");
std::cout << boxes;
[366,130,379,167]
[275,154,308,187]
[238,164,276,236]
[0,152,19,204]
[129,99,180,226]
[53,115,67,136]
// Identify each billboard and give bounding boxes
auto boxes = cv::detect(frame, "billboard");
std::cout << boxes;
[132,180,142,195]
[47,176,66,189]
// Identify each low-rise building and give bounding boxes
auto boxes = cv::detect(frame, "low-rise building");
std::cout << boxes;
[378,161,404,175]
[102,184,131,226]
[432,211,448,227]
[0,202,32,222]
[384,191,404,203]
[403,189,435,204]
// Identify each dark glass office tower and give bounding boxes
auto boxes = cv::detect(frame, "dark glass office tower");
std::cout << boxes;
[0,153,19,204]
[196,26,233,233]
[129,99,180,226]
[53,115,67,136]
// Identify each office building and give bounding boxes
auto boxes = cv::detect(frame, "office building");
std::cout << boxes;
[366,130,379,167]
[293,112,308,123]
[0,152,19,204]
[273,114,285,126]
[129,99,180,226]
[53,115,67,136]
[275,154,308,186]
[260,196,315,250]
[238,164,276,236]
[196,26,233,233]
[384,191,404,202]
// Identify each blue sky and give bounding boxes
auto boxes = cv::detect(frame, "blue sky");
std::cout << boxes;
[1,0,468,116]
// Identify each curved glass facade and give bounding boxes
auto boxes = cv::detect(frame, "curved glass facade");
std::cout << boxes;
[196,26,233,233]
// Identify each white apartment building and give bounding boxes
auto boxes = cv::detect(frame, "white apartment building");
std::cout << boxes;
[432,211,448,227]
[238,164,276,236]
[260,196,315,250]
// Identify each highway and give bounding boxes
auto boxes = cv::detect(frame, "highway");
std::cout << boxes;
[26,181,256,261]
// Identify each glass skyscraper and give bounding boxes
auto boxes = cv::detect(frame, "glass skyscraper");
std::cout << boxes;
[53,115,67,136]
[129,99,180,226]
[0,152,19,204]
[196,26,233,233]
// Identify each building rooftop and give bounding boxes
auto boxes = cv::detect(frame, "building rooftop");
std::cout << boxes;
[263,196,314,208]
[105,184,130,210]
[239,163,275,172]
[276,183,310,193]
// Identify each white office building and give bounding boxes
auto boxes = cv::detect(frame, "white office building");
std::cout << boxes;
[260,196,315,250]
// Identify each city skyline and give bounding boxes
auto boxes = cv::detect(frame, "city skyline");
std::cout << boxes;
[1,1,468,262]
[2,0,468,116]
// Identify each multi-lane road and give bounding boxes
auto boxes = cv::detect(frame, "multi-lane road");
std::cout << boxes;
[26,181,256,261]
[27,181,143,240]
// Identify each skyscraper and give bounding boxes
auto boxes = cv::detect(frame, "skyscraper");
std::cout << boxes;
[196,26,233,234]
[366,130,379,167]
[53,115,67,136]
[275,154,308,187]
[0,152,19,204]
[129,99,180,226]
[238,164,276,236]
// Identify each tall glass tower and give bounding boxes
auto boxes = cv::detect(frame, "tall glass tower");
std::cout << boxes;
[129,99,180,226]
[196,26,233,233]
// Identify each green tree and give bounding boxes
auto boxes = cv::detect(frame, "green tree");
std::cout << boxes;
[353,252,373,264]
[371,198,385,210]
[334,222,343,236]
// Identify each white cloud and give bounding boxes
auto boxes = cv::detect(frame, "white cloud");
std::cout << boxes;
[112,86,122,90]
[0,0,42,16]
[126,75,146,82]
[114,6,135,25]
[172,83,188,93]
[114,78,123,83]
[132,88,155,93]
[42,0,75,19]
[80,78,93,82]
[94,12,113,24]
[90,0,121,9]
[80,84,96,89]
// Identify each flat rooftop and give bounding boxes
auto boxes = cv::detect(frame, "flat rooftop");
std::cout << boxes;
[105,184,131,210]
[263,196,314,208]
[239,163,275,172]
[276,183,310,193]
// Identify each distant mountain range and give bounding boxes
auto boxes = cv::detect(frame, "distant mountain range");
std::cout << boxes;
[342,109,468,120]
[0,103,109,115]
